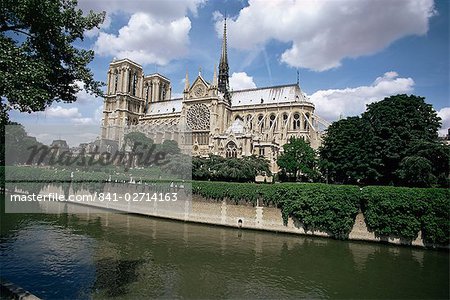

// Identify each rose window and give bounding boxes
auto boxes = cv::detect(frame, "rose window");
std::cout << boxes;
[186,103,210,130]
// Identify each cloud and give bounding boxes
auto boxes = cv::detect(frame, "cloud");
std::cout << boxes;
[229,72,257,90]
[32,101,103,126]
[84,14,112,38]
[94,13,191,65]
[44,106,82,118]
[79,0,206,65]
[310,71,415,121]
[216,0,435,71]
[437,107,450,136]
[73,81,103,104]
[71,105,103,125]
[78,0,205,21]
[72,117,95,125]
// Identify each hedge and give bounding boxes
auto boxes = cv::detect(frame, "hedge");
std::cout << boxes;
[361,186,449,245]
[3,167,449,245]
[192,181,361,239]
[192,181,449,245]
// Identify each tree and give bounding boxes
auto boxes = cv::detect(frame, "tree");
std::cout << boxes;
[192,155,271,182]
[0,0,105,124]
[319,94,445,187]
[158,140,180,155]
[319,117,380,184]
[124,132,154,150]
[397,156,435,187]
[362,94,442,185]
[4,123,44,165]
[277,137,318,181]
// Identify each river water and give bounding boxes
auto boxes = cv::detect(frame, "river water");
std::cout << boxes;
[1,202,448,299]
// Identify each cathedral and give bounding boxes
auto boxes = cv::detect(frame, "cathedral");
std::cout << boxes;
[101,20,329,172]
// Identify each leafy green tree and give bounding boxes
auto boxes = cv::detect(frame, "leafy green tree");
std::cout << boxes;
[362,94,442,185]
[319,117,380,184]
[4,123,44,165]
[0,0,105,124]
[158,140,180,155]
[277,137,318,181]
[402,140,449,186]
[160,153,191,180]
[397,156,435,187]
[319,94,445,187]
[192,155,270,182]
[124,132,154,150]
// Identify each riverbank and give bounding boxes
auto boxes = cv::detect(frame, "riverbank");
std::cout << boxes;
[25,182,448,249]
[2,203,448,299]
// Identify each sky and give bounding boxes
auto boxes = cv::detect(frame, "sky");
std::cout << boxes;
[9,0,450,145]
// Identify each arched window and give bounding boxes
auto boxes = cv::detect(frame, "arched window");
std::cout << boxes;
[144,84,149,113]
[226,141,238,158]
[128,70,133,93]
[258,115,264,132]
[283,113,288,125]
[269,114,276,129]
[246,115,253,130]
[132,72,137,96]
[114,71,118,93]
[293,113,301,130]
[161,84,166,100]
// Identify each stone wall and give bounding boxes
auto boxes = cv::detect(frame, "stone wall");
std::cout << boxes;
[36,185,427,248]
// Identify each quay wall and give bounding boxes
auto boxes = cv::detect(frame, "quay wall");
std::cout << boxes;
[35,185,431,248]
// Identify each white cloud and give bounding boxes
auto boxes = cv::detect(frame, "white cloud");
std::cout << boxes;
[217,0,435,71]
[72,117,95,125]
[84,14,112,38]
[73,81,102,104]
[78,0,205,21]
[79,0,206,65]
[44,106,82,118]
[94,13,191,65]
[229,72,257,90]
[437,107,450,136]
[310,71,415,121]
[71,105,103,125]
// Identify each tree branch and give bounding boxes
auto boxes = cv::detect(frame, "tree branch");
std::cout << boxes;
[0,24,28,33]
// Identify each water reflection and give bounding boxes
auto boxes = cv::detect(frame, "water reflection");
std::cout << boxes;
[0,203,448,299]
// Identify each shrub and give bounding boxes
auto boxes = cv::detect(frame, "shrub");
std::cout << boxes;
[361,186,449,244]
[192,181,361,239]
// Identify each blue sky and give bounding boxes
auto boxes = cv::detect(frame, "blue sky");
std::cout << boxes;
[10,0,449,145]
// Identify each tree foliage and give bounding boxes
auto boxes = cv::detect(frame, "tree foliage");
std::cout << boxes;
[192,155,271,182]
[4,123,44,165]
[0,0,105,124]
[319,94,448,187]
[124,132,154,150]
[277,137,318,181]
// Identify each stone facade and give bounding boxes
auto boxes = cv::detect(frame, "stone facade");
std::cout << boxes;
[100,21,329,172]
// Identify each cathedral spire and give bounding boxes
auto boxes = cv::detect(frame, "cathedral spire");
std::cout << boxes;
[218,17,230,101]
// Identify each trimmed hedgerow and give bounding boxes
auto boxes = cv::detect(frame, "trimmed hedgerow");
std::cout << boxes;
[361,186,449,244]
[192,181,361,239]
[275,184,361,239]
[193,181,449,245]
[420,189,450,245]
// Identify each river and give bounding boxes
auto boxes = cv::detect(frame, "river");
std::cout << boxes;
[0,201,448,299]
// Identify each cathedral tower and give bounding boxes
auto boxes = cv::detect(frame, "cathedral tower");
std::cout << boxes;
[102,59,144,141]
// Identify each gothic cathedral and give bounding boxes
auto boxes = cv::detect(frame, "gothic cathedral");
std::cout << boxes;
[101,20,329,172]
